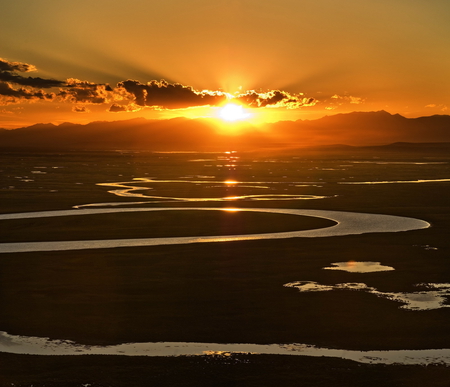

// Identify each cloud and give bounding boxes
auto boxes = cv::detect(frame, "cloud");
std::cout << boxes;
[116,79,317,111]
[0,59,112,105]
[0,58,63,105]
[0,58,36,73]
[425,103,448,111]
[108,103,142,113]
[0,71,65,88]
[59,78,112,104]
[331,94,365,104]
[0,81,55,105]
[0,58,65,88]
[0,58,318,113]
[234,90,316,109]
[109,103,127,112]
[72,106,90,113]
[116,79,228,109]
[0,108,15,115]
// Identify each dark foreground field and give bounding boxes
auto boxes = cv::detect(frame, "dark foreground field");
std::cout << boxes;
[1,148,450,386]
[3,351,450,387]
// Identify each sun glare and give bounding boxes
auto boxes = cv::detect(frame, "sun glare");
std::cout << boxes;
[218,103,252,122]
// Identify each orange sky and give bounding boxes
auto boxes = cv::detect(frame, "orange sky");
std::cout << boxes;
[1,0,449,128]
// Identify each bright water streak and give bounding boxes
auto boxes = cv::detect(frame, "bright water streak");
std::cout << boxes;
[1,331,450,365]
[0,208,430,254]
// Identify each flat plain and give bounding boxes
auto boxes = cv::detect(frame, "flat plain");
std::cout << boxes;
[1,147,450,386]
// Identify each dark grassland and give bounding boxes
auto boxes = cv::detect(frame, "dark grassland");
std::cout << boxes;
[1,148,450,386]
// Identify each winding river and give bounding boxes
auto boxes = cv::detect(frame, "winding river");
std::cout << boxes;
[2,330,450,365]
[0,207,430,254]
[0,206,443,364]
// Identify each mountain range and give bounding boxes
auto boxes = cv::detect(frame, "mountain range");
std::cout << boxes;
[1,111,450,151]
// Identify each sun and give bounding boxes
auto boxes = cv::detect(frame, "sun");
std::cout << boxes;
[218,103,252,122]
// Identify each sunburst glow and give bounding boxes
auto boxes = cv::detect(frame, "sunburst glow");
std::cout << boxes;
[218,103,252,122]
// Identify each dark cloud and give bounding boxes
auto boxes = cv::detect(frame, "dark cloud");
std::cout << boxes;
[117,79,227,109]
[0,70,65,88]
[0,57,317,111]
[109,103,142,113]
[65,78,113,91]
[0,58,65,88]
[0,81,55,104]
[109,103,127,112]
[113,81,317,111]
[0,58,36,73]
[0,59,110,104]
[59,79,111,104]
[72,106,90,113]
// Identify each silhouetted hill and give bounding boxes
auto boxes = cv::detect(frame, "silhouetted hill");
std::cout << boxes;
[1,111,450,151]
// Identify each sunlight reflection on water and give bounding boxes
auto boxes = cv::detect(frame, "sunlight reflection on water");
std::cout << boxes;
[3,156,450,363]
[284,281,450,311]
[94,178,331,203]
[339,178,450,185]
[2,330,450,365]
[323,261,395,273]
[0,208,429,254]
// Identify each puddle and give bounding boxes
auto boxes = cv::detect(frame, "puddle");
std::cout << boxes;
[284,281,450,311]
[323,261,395,273]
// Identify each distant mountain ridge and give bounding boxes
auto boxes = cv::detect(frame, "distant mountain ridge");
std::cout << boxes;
[1,111,450,151]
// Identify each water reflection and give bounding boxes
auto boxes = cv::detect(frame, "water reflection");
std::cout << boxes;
[284,281,450,311]
[323,261,395,273]
[95,178,330,204]
[350,161,448,165]
[2,330,450,365]
[339,178,450,185]
[0,208,429,254]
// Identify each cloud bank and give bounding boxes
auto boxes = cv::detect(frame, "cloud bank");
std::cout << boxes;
[116,79,228,109]
[0,57,323,112]
[0,58,111,106]
[0,58,64,89]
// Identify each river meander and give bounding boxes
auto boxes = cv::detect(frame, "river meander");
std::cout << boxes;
[0,207,429,254]
[1,207,446,364]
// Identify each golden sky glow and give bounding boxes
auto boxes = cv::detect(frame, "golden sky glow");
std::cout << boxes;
[0,0,450,128]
